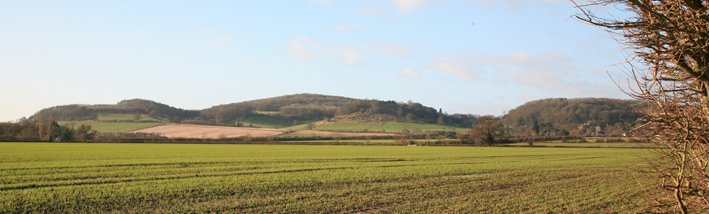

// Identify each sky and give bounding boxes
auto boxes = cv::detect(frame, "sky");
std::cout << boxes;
[0,0,633,122]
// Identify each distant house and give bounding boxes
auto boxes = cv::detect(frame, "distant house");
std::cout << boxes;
[594,125,605,136]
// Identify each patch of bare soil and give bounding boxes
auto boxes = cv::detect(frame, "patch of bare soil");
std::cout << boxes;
[131,124,286,139]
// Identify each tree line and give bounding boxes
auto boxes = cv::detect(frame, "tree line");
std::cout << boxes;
[0,118,95,142]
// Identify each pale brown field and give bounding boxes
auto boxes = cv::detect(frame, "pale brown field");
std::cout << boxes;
[132,124,394,139]
[132,124,286,138]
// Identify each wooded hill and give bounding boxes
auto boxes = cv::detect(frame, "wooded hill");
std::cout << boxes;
[501,98,643,136]
[30,94,476,128]
[29,94,644,136]
[32,99,200,123]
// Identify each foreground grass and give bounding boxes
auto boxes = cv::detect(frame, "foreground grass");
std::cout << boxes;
[273,139,657,148]
[505,142,658,148]
[0,143,655,213]
[57,121,163,133]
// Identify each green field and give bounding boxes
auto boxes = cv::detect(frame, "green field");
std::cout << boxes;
[58,121,163,133]
[0,143,655,213]
[96,113,160,122]
[292,121,467,133]
[236,115,299,128]
[57,113,164,133]
[505,141,658,148]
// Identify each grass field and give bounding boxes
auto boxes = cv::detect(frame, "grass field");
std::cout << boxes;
[58,121,163,133]
[57,113,163,133]
[236,115,298,128]
[505,142,658,148]
[292,121,467,133]
[0,143,655,213]
[96,113,160,122]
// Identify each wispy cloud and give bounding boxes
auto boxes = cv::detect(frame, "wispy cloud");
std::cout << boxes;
[210,35,233,47]
[358,7,382,17]
[436,52,621,97]
[333,23,362,32]
[392,0,431,14]
[355,0,433,17]
[371,42,411,57]
[287,36,362,67]
[333,46,362,66]
[399,68,422,79]
[472,0,566,9]
[430,58,477,80]
[307,0,334,5]
[497,53,620,97]
[287,36,321,60]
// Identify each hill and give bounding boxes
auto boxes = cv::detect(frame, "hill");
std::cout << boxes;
[501,98,643,136]
[196,94,356,126]
[197,94,475,127]
[32,94,476,130]
[32,99,199,123]
[289,121,465,133]
[28,95,644,136]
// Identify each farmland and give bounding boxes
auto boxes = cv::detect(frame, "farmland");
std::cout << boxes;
[290,121,466,133]
[58,113,164,133]
[0,143,655,213]
[96,114,160,122]
[132,124,287,138]
[58,121,163,133]
[131,124,396,139]
[55,112,467,137]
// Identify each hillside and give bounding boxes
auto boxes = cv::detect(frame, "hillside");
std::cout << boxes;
[29,95,645,136]
[32,99,199,123]
[197,94,475,127]
[501,98,643,136]
[32,94,476,129]
[196,94,356,126]
[289,121,465,133]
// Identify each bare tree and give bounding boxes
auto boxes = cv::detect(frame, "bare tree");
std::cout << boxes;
[469,116,504,145]
[575,1,709,213]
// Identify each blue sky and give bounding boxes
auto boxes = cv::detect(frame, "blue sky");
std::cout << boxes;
[0,0,631,121]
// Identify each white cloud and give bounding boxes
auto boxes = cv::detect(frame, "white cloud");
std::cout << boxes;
[333,47,361,66]
[430,58,477,80]
[308,0,333,5]
[392,0,430,14]
[355,0,434,16]
[503,54,619,97]
[453,52,623,97]
[358,7,382,17]
[399,68,422,79]
[210,35,233,47]
[287,37,321,60]
[333,23,362,32]
[372,42,411,57]
[286,36,363,67]
[471,0,566,9]
[477,52,529,64]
